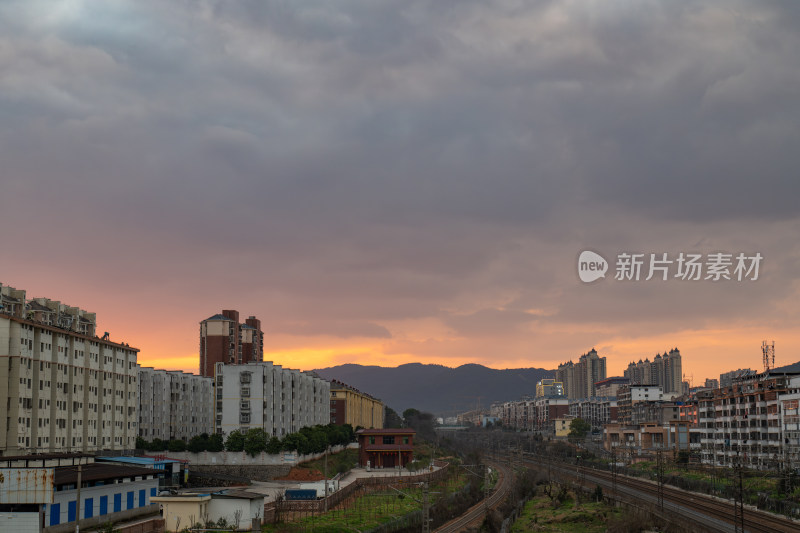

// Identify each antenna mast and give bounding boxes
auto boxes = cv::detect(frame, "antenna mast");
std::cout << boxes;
[762,340,775,372]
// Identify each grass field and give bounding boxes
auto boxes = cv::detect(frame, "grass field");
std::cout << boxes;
[511,489,624,533]
[262,467,471,532]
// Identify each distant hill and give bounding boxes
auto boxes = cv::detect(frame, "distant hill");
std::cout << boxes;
[313,363,553,417]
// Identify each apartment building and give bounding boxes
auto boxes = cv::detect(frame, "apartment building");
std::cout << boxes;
[594,376,630,398]
[199,311,263,377]
[624,348,683,394]
[497,394,571,432]
[569,397,618,430]
[138,367,214,441]
[616,385,666,426]
[0,283,138,455]
[499,397,533,430]
[535,378,564,398]
[556,348,607,399]
[329,380,384,429]
[214,362,330,437]
[696,363,800,470]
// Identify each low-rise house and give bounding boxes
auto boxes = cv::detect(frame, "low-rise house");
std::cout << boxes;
[153,489,265,532]
[356,428,415,469]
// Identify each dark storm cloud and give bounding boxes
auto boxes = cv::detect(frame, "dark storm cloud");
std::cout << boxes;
[1,0,799,359]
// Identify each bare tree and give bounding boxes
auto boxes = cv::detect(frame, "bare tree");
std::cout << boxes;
[174,515,181,533]
[232,508,243,531]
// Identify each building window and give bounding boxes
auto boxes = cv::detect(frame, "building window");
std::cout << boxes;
[383,436,394,445]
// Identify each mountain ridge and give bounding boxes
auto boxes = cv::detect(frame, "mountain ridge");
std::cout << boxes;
[314,362,554,416]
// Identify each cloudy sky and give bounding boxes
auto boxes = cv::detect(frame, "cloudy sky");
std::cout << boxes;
[2,0,799,383]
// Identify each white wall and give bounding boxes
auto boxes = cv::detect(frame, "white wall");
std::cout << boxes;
[45,477,157,527]
[0,512,40,533]
[208,498,264,530]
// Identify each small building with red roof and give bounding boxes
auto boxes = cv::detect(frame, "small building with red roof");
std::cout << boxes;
[356,428,416,469]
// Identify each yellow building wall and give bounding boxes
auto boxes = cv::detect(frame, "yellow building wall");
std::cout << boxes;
[332,389,384,429]
[152,496,210,532]
[554,418,571,438]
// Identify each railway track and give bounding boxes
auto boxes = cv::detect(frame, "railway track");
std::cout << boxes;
[434,461,514,533]
[527,457,800,533]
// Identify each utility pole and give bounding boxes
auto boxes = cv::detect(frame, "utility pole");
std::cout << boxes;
[422,482,431,533]
[611,447,617,497]
[75,464,82,533]
[656,449,664,512]
[324,446,329,512]
[389,482,436,533]
[733,462,744,533]
[484,465,491,515]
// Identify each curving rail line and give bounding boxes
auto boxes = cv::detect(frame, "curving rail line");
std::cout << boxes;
[525,457,800,533]
[434,461,514,533]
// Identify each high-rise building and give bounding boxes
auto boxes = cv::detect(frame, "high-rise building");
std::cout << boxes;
[138,367,214,441]
[199,310,263,377]
[624,348,683,394]
[214,362,329,437]
[557,348,607,399]
[556,361,576,399]
[577,348,607,398]
[0,283,139,455]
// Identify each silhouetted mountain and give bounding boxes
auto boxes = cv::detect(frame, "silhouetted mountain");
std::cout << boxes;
[314,363,553,416]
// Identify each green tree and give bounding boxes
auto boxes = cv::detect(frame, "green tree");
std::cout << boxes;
[404,409,436,442]
[225,430,245,452]
[136,437,149,450]
[385,407,403,428]
[402,408,421,422]
[150,438,168,451]
[207,433,224,452]
[300,426,327,454]
[168,439,186,452]
[187,434,208,453]
[244,428,268,456]
[568,418,591,442]
[282,433,309,454]
[266,436,282,454]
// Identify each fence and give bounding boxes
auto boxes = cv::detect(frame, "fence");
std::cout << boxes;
[265,462,450,522]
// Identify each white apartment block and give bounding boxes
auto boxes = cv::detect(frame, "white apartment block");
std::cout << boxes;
[0,283,138,455]
[214,362,330,437]
[138,367,214,441]
[695,365,800,471]
[569,397,618,430]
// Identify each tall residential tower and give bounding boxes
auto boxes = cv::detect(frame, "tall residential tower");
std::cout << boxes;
[199,310,263,377]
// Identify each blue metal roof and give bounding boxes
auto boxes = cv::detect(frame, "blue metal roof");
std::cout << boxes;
[97,456,178,466]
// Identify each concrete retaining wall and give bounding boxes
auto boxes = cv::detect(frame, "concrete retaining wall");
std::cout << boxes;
[166,444,352,467]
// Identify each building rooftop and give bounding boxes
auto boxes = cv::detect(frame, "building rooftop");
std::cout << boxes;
[356,428,416,435]
[767,361,800,376]
[203,314,230,321]
[55,463,159,486]
[97,456,179,466]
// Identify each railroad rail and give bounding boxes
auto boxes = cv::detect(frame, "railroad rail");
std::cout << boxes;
[524,456,800,533]
[434,462,514,533]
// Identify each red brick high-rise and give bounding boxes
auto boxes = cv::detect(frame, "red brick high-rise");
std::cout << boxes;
[199,310,263,377]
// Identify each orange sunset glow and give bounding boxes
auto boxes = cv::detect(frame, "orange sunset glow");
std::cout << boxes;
[2,1,800,397]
